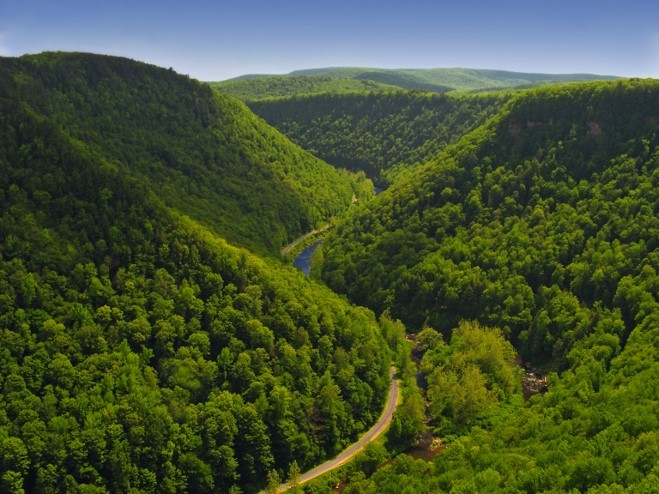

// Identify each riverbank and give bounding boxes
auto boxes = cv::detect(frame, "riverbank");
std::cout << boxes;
[280,223,333,258]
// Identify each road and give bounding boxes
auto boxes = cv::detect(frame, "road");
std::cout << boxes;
[272,367,399,492]
[280,224,332,257]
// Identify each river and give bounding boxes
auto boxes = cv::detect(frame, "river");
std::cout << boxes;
[293,242,320,275]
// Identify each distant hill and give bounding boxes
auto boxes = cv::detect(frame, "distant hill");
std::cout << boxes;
[249,91,510,184]
[213,67,619,101]
[1,52,365,254]
[210,75,397,101]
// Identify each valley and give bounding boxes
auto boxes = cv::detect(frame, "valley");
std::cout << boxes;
[0,52,656,494]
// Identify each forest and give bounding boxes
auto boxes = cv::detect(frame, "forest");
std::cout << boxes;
[317,79,658,492]
[1,53,367,256]
[212,67,617,100]
[250,91,508,184]
[0,53,392,493]
[0,51,657,493]
[209,76,395,102]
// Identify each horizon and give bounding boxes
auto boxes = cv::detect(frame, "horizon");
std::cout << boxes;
[220,65,624,83]
[1,51,631,83]
[2,0,658,81]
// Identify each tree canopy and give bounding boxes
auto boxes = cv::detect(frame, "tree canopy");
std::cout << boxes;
[249,91,508,184]
[1,52,365,255]
[317,79,659,492]
[0,53,391,493]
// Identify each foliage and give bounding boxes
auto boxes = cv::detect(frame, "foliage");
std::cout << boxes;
[318,79,659,492]
[1,50,655,493]
[321,317,659,493]
[321,79,658,364]
[421,322,520,432]
[213,67,618,100]
[210,75,396,101]
[250,91,508,184]
[1,52,363,255]
[386,376,426,450]
[0,58,391,493]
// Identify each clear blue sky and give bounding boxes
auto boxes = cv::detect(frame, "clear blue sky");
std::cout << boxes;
[1,0,658,81]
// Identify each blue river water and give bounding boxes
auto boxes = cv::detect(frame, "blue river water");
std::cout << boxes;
[293,242,320,275]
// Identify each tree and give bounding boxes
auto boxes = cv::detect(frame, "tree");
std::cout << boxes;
[286,460,301,492]
[265,469,280,494]
[388,382,427,448]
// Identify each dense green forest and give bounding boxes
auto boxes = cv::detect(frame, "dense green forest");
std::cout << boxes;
[316,79,658,491]
[209,76,396,102]
[0,54,392,493]
[214,67,618,99]
[250,91,508,184]
[1,50,656,493]
[338,315,658,493]
[1,52,365,255]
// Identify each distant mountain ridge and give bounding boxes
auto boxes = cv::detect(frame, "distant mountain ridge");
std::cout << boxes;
[214,67,620,100]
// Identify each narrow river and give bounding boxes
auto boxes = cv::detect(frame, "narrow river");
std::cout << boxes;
[293,241,320,275]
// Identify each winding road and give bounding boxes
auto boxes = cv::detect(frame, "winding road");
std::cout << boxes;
[272,367,399,492]
[280,224,332,257]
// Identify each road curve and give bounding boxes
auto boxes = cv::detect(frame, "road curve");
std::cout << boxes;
[273,367,399,492]
[280,224,332,257]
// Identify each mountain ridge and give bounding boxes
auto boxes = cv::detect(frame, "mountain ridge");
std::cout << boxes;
[215,66,620,99]
[225,66,619,83]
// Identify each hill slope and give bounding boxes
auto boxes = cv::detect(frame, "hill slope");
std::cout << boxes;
[0,70,390,493]
[1,52,363,254]
[249,91,509,184]
[316,78,658,492]
[209,75,397,101]
[320,79,658,361]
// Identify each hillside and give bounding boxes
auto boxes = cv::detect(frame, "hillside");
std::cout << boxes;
[249,91,509,184]
[215,67,618,100]
[1,52,364,255]
[324,314,658,492]
[0,68,391,493]
[210,75,397,101]
[320,79,658,359]
[315,78,658,491]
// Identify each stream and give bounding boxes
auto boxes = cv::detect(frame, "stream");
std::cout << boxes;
[293,241,320,275]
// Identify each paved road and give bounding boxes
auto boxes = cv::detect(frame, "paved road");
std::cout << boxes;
[273,367,399,492]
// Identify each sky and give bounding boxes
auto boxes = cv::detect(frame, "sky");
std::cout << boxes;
[1,0,658,81]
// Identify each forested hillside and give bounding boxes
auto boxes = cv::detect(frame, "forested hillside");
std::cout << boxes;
[321,79,657,359]
[0,55,392,493]
[337,314,658,493]
[1,52,363,255]
[316,79,658,490]
[250,91,508,184]
[210,75,395,101]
